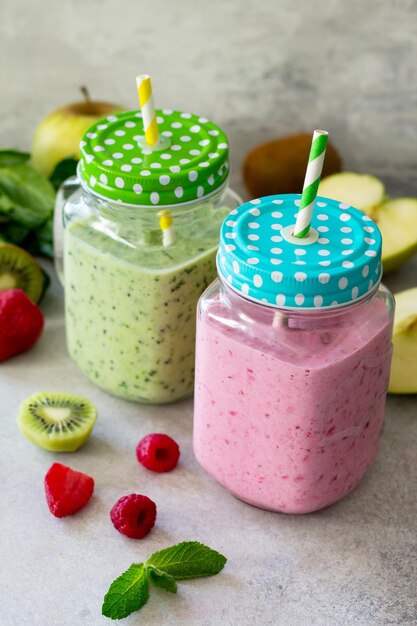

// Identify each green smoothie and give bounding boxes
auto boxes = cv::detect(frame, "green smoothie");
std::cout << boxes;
[59,108,239,403]
[64,210,226,403]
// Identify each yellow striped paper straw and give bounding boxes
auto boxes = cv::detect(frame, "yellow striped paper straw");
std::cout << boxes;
[136,75,174,245]
[159,210,175,247]
[136,74,160,146]
[293,130,329,237]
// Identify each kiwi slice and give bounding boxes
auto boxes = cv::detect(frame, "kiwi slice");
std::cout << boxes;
[0,243,44,303]
[17,391,97,452]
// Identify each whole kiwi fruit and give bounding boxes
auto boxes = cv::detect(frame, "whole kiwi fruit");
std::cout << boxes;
[243,133,342,198]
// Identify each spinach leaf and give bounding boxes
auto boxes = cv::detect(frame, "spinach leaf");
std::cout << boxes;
[0,220,31,245]
[0,149,31,167]
[0,163,55,228]
[25,216,54,258]
[50,157,78,190]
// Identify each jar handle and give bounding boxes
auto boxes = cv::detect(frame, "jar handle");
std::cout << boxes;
[54,175,80,286]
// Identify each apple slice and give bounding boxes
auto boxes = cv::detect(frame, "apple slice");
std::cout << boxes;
[319,173,417,273]
[388,287,417,394]
[373,199,417,273]
[318,172,385,216]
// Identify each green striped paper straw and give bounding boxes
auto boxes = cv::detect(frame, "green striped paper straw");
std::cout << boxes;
[293,130,329,238]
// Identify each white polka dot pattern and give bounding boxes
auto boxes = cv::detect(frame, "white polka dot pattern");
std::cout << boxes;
[79,109,229,206]
[217,194,382,309]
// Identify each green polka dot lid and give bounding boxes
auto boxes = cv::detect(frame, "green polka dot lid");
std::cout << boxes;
[78,109,229,206]
[217,194,382,309]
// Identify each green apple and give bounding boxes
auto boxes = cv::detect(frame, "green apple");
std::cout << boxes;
[31,90,123,177]
[388,287,417,394]
[319,173,417,273]
[374,198,417,272]
[318,172,385,216]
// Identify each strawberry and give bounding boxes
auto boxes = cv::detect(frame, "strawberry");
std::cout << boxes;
[0,289,44,362]
[44,463,94,518]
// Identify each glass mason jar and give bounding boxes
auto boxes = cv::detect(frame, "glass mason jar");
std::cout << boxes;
[55,109,241,404]
[193,194,394,513]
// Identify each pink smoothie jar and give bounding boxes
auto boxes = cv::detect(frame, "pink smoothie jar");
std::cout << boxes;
[193,194,394,513]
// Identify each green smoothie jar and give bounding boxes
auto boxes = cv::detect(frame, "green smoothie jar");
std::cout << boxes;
[55,109,241,403]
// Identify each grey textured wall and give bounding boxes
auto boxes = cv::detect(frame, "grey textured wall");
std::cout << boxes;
[1,0,416,196]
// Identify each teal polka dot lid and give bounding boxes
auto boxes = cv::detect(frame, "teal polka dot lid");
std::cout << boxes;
[217,194,382,309]
[78,109,229,206]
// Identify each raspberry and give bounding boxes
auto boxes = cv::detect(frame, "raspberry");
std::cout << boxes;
[136,433,180,473]
[110,494,157,539]
[0,289,44,362]
[44,463,94,518]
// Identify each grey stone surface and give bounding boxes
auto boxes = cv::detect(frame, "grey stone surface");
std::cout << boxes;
[1,1,417,624]
[1,264,417,626]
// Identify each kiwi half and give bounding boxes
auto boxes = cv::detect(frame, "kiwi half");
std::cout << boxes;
[0,243,44,303]
[17,391,97,452]
[243,134,342,198]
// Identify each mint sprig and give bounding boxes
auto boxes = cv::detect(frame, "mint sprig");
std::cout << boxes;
[102,541,227,620]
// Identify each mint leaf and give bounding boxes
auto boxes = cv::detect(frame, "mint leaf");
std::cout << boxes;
[102,563,149,620]
[146,565,177,593]
[146,541,227,580]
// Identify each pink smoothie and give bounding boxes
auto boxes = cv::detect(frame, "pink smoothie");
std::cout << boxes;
[193,291,393,513]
